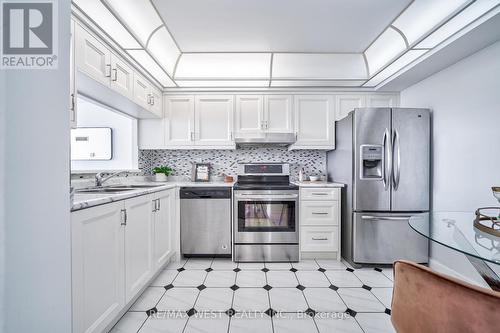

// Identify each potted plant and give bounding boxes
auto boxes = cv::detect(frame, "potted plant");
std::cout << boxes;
[153,165,172,182]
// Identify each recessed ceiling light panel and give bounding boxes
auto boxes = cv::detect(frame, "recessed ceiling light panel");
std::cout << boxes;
[126,49,176,87]
[147,27,180,75]
[364,27,407,76]
[104,0,163,46]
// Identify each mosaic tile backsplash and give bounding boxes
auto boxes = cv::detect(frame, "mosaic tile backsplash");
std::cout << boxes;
[139,147,326,181]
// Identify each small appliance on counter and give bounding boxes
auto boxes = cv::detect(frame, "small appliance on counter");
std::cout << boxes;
[233,162,299,262]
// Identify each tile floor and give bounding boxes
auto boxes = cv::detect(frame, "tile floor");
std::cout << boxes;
[110,258,395,333]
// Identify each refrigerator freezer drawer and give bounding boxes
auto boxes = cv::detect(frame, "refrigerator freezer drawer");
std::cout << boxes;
[352,212,428,264]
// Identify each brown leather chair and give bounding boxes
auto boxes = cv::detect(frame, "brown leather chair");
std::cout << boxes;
[391,260,500,333]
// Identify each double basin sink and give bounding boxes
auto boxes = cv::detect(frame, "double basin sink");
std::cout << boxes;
[76,184,163,194]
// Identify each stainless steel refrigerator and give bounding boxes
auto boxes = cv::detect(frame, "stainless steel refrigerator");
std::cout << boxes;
[327,108,430,267]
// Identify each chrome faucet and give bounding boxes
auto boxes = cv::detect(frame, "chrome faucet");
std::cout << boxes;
[95,171,128,187]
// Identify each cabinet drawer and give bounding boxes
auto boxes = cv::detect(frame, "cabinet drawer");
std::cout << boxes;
[301,226,339,252]
[301,201,339,226]
[300,188,339,201]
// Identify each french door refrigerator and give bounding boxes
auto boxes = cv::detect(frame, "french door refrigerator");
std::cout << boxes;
[327,108,430,267]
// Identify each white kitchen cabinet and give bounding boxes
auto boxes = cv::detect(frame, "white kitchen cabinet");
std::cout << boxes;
[75,23,111,86]
[71,202,125,333]
[292,95,335,149]
[133,73,151,110]
[124,194,155,303]
[149,86,163,118]
[110,54,134,98]
[152,189,176,269]
[336,94,365,120]
[366,94,398,107]
[165,96,196,147]
[195,95,234,146]
[235,95,264,136]
[300,187,341,259]
[75,22,162,118]
[264,95,293,133]
[234,95,293,137]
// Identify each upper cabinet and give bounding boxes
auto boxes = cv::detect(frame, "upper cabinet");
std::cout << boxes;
[264,95,293,133]
[195,95,234,146]
[164,96,195,147]
[291,95,335,149]
[138,93,399,150]
[74,22,162,119]
[234,95,293,137]
[235,95,264,136]
[75,24,110,86]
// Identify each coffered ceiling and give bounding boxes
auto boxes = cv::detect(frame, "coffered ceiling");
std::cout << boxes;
[72,0,500,89]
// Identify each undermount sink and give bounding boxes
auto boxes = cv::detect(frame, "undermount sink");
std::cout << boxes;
[75,188,135,194]
[107,184,163,189]
[75,184,163,194]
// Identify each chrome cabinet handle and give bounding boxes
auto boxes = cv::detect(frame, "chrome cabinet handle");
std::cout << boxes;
[190,131,194,141]
[70,94,75,111]
[311,193,328,196]
[157,199,160,211]
[312,237,328,241]
[312,212,329,215]
[111,68,117,81]
[150,95,155,106]
[393,129,401,190]
[152,200,157,212]
[121,209,127,225]
[105,64,111,77]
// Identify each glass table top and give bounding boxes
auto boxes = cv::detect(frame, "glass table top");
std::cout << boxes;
[409,211,500,265]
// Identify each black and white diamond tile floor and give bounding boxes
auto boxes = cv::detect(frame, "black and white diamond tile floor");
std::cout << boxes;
[109,258,395,333]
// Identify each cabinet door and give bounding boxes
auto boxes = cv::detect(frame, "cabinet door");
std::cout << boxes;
[165,96,195,147]
[292,95,335,149]
[235,95,264,136]
[124,195,154,303]
[264,95,293,133]
[149,86,163,118]
[110,54,134,99]
[336,95,365,120]
[195,95,234,146]
[75,24,111,86]
[366,94,398,108]
[153,190,175,269]
[133,74,151,110]
[71,202,125,333]
[138,118,165,149]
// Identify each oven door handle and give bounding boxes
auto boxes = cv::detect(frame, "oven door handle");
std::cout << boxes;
[235,194,299,200]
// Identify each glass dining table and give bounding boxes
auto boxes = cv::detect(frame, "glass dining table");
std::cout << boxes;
[409,211,500,291]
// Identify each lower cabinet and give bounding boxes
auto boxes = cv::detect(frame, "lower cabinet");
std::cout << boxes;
[300,187,341,259]
[71,202,125,333]
[124,194,154,303]
[71,189,175,333]
[152,189,176,269]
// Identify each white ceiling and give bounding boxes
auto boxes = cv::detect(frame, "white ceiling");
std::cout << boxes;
[152,0,412,52]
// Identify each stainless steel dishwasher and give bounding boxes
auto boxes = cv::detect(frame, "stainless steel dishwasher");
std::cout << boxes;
[180,187,232,257]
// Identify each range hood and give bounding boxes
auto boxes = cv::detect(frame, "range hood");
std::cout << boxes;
[234,133,296,147]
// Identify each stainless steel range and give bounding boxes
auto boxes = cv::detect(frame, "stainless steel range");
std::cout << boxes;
[233,163,299,262]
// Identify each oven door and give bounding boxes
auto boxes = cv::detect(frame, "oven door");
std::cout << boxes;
[234,190,299,243]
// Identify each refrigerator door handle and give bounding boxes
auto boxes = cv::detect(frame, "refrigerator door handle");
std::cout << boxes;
[383,128,391,191]
[392,129,401,190]
[362,215,411,221]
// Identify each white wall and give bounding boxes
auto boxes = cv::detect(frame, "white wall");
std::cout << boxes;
[0,59,6,333]
[3,0,72,332]
[71,97,138,172]
[401,40,500,284]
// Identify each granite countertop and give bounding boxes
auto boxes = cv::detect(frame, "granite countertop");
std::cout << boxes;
[71,179,234,212]
[294,181,345,188]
